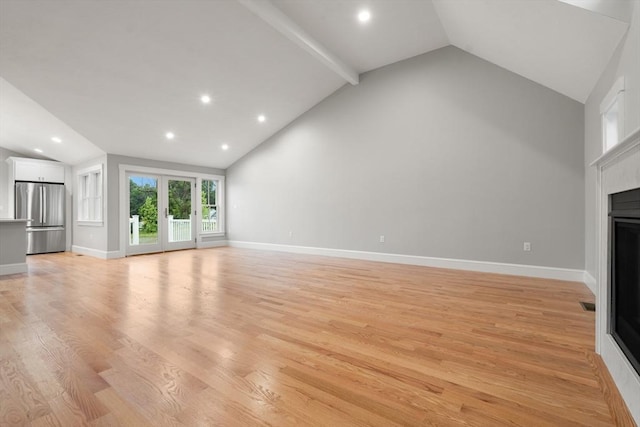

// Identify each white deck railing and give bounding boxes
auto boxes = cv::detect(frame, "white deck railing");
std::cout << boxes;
[201,219,217,232]
[129,215,217,245]
[129,215,140,245]
[168,215,191,242]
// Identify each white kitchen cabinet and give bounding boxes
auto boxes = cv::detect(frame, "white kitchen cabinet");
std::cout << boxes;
[9,157,65,183]
[5,157,67,219]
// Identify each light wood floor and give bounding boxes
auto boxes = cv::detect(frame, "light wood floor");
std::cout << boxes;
[0,248,635,426]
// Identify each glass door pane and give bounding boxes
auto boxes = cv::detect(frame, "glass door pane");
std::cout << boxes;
[164,177,196,251]
[127,174,161,254]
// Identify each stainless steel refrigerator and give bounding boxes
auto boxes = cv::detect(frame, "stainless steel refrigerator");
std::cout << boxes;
[15,182,66,254]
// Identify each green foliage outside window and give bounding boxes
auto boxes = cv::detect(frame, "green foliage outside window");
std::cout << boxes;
[139,196,158,233]
[201,179,217,232]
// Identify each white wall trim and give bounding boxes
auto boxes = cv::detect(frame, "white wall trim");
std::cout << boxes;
[599,76,625,114]
[197,239,228,249]
[117,163,225,181]
[72,245,121,259]
[591,126,640,167]
[0,262,28,276]
[583,271,597,295]
[601,334,640,422]
[228,240,585,282]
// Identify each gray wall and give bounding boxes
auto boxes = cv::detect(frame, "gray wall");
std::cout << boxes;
[105,154,225,252]
[0,146,22,218]
[584,3,640,278]
[227,46,585,269]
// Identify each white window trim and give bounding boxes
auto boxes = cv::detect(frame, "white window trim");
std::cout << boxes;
[77,164,104,226]
[600,76,625,153]
[199,177,224,236]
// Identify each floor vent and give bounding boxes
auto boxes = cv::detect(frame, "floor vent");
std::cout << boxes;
[580,301,596,312]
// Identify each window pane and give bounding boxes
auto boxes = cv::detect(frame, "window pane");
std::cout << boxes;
[93,197,101,221]
[78,169,103,221]
[202,205,217,232]
[79,175,89,220]
[168,179,192,243]
[604,102,619,152]
[129,175,158,245]
[92,171,101,198]
[201,180,218,233]
[203,180,216,205]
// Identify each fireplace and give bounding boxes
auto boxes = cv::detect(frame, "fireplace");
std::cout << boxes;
[593,127,640,422]
[609,188,640,376]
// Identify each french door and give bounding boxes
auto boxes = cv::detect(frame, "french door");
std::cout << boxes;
[126,173,196,255]
[163,176,196,251]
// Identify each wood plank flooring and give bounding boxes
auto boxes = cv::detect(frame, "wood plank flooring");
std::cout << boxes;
[0,247,635,426]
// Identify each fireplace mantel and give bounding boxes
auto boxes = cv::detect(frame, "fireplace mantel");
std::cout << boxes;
[593,126,640,423]
[591,127,640,169]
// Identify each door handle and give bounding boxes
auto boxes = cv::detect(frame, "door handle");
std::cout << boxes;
[165,207,168,218]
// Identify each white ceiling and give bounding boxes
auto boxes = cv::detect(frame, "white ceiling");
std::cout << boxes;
[0,77,103,164]
[432,0,629,103]
[0,0,633,168]
[271,0,449,73]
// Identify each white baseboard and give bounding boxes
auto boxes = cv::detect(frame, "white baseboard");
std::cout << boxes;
[0,262,28,276]
[228,241,585,282]
[72,245,121,259]
[602,334,640,424]
[197,239,228,249]
[76,242,228,258]
[583,271,597,295]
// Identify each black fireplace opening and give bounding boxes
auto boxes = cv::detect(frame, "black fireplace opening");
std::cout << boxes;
[610,188,640,376]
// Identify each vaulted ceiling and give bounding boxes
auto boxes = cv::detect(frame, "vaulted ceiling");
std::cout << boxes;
[0,0,632,168]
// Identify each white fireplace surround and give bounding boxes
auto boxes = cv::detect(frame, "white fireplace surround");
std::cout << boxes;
[592,126,640,423]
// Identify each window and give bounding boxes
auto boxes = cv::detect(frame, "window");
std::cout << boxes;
[601,76,625,153]
[201,178,218,233]
[77,165,103,224]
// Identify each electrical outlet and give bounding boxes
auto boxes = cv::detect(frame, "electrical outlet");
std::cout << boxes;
[379,235,385,243]
[523,242,531,252]
[289,231,293,238]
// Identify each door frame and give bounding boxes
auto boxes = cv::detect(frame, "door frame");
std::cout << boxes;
[125,173,197,256]
[118,164,225,258]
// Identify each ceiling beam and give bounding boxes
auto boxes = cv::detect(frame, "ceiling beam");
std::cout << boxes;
[237,0,359,85]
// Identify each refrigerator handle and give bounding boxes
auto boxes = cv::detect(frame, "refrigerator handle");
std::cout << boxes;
[39,186,44,224]
[42,185,47,224]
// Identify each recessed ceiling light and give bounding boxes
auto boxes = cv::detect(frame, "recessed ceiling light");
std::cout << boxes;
[165,132,175,140]
[221,144,229,151]
[34,148,43,153]
[257,115,266,123]
[201,94,211,104]
[358,10,371,23]
[51,136,62,143]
